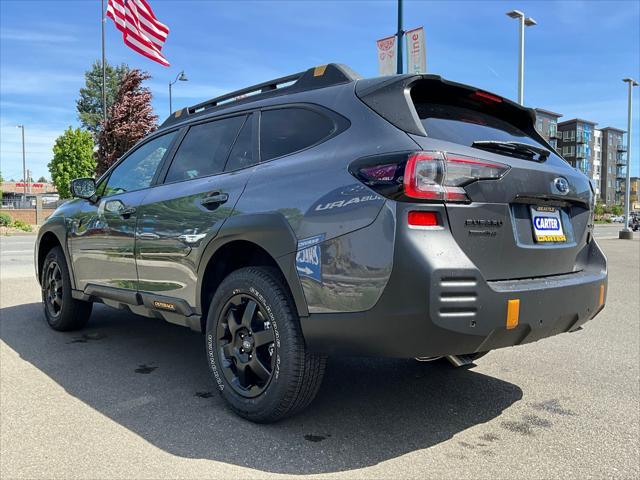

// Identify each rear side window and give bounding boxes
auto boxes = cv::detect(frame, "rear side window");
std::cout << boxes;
[260,108,336,161]
[165,115,245,183]
[225,115,256,172]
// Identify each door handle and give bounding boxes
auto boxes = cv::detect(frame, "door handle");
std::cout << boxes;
[200,192,229,209]
[119,206,137,218]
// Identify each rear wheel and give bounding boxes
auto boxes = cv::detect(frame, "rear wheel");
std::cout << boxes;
[41,246,92,331]
[205,266,326,423]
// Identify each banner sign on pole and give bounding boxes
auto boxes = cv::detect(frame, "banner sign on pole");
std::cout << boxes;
[376,35,397,76]
[405,26,426,74]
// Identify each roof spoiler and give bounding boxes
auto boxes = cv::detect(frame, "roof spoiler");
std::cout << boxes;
[355,74,538,137]
[161,63,361,128]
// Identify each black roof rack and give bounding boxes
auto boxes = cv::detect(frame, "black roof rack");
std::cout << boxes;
[161,63,360,128]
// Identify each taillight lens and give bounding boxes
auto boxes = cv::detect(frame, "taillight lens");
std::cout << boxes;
[403,151,509,202]
[350,150,510,203]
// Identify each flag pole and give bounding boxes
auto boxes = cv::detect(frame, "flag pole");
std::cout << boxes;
[101,0,107,123]
[396,0,403,75]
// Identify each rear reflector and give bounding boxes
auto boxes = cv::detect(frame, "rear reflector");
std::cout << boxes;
[408,211,440,227]
[599,284,605,307]
[506,299,520,330]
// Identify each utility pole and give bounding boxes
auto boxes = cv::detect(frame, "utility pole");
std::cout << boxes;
[16,125,26,202]
[396,0,404,75]
[102,0,107,123]
[619,77,638,239]
[506,10,537,105]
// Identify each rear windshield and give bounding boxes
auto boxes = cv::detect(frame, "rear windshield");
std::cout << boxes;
[415,103,546,149]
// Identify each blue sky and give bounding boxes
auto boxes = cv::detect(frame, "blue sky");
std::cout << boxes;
[1,0,639,181]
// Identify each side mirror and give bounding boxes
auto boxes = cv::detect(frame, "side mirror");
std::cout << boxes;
[70,177,96,199]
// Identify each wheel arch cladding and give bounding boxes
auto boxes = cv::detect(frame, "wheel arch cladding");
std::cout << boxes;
[197,212,309,332]
[36,229,65,285]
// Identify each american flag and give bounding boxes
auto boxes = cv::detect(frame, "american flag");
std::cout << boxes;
[106,0,170,67]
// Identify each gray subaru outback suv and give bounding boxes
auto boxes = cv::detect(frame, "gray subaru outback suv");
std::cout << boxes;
[36,64,607,422]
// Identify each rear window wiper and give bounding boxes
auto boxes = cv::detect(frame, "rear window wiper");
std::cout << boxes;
[472,140,550,161]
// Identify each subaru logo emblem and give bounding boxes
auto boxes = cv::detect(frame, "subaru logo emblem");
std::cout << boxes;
[554,177,570,195]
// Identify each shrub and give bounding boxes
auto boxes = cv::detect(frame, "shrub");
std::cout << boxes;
[12,219,33,232]
[0,212,12,227]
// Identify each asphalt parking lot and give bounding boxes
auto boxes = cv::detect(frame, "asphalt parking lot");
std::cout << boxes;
[1,228,638,479]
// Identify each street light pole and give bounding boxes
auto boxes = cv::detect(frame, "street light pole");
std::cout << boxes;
[619,77,638,239]
[506,10,536,105]
[16,125,26,202]
[169,71,188,115]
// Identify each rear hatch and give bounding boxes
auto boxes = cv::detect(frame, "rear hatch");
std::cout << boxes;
[356,76,594,281]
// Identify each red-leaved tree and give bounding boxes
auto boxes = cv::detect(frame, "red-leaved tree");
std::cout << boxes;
[97,69,158,175]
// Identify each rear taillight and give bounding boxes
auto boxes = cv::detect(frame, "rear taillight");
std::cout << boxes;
[350,150,510,203]
[404,151,509,202]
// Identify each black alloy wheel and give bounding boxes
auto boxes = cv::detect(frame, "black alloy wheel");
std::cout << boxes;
[43,260,63,319]
[217,293,277,398]
[40,246,92,331]
[205,266,327,422]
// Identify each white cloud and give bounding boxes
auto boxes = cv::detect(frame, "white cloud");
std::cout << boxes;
[0,28,78,44]
[0,68,82,95]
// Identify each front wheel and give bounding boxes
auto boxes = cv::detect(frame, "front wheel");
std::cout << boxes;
[41,246,92,331]
[205,266,326,423]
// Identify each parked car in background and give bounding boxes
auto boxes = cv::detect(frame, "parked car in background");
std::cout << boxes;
[35,64,608,422]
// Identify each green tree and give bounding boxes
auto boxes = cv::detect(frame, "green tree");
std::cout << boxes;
[76,60,130,138]
[37,176,47,183]
[611,204,623,216]
[97,69,157,175]
[48,128,96,198]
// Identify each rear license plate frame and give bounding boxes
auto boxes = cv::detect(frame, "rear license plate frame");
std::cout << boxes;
[530,206,566,243]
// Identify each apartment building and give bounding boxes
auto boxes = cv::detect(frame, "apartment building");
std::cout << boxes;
[534,108,562,150]
[599,127,626,205]
[631,177,640,210]
[557,118,597,179]
[535,109,628,205]
[592,129,602,198]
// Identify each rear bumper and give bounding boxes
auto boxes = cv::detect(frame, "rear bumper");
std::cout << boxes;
[301,204,607,358]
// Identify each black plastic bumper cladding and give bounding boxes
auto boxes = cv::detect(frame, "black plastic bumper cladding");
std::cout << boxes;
[300,203,607,358]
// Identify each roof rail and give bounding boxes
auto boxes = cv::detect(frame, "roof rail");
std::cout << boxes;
[161,63,360,128]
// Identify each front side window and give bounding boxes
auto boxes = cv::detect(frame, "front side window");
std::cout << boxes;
[104,131,177,196]
[260,108,336,161]
[165,115,245,183]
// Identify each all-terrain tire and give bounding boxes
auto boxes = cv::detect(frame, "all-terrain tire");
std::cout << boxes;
[41,246,92,331]
[205,266,326,423]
